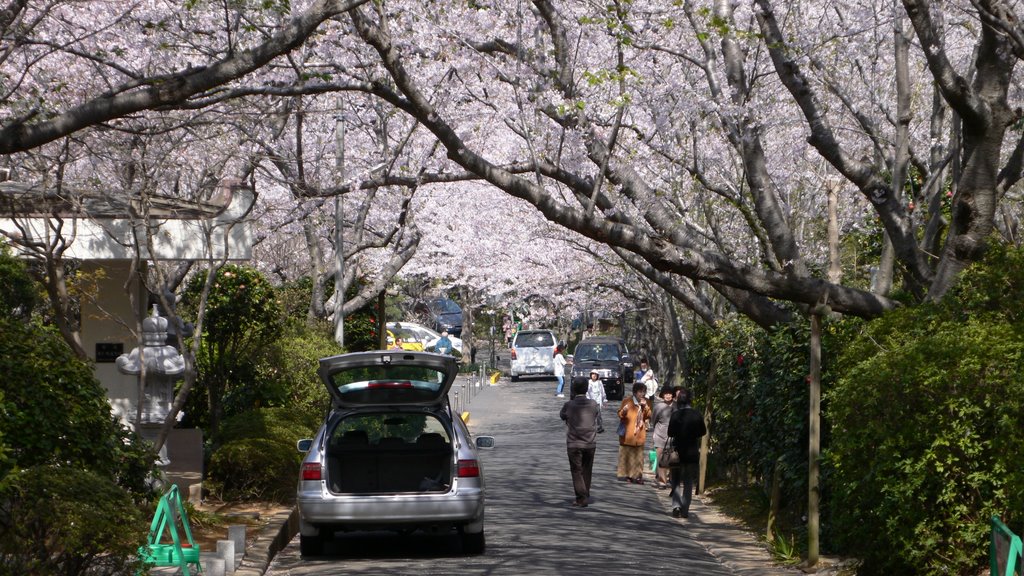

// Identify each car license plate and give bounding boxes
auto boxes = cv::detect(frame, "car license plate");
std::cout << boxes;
[528,366,544,374]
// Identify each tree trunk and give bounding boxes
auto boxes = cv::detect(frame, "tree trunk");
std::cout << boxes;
[304,218,326,320]
[698,356,717,496]
[827,184,842,284]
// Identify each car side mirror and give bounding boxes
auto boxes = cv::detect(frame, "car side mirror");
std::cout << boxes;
[297,438,313,452]
[475,436,495,449]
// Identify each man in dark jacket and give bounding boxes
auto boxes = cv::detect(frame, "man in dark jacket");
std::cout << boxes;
[666,388,707,518]
[560,379,600,507]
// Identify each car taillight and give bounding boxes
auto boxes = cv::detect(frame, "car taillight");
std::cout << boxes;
[301,462,322,481]
[457,459,480,478]
[510,349,517,360]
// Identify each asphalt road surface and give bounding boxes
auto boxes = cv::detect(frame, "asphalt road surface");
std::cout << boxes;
[266,375,773,576]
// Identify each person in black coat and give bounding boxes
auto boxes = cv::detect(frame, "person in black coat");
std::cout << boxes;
[666,388,707,518]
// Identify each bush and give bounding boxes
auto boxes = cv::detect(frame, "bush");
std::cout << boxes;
[257,321,340,423]
[206,407,318,502]
[826,243,1024,575]
[0,243,40,321]
[0,465,147,576]
[180,264,284,435]
[0,318,155,497]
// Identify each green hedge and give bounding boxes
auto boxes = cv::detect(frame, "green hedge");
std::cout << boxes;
[826,243,1024,575]
[206,407,318,502]
[683,243,1024,575]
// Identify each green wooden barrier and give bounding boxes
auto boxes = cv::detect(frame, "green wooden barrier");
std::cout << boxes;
[991,515,1022,576]
[138,485,202,575]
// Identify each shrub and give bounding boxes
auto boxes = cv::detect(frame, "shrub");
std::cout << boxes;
[257,321,339,424]
[206,407,318,502]
[826,243,1024,575]
[180,264,284,435]
[0,243,40,321]
[0,318,155,496]
[0,465,147,576]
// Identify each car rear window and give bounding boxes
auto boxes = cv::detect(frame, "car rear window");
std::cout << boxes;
[327,364,447,405]
[515,332,554,347]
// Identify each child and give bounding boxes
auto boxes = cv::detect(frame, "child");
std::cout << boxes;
[585,370,607,433]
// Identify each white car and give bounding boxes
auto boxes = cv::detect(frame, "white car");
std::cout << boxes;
[509,329,557,381]
[387,321,464,354]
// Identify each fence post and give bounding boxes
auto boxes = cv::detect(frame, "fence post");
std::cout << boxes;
[991,515,1023,576]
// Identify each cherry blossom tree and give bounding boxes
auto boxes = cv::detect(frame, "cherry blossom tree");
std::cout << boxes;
[4,0,1024,337]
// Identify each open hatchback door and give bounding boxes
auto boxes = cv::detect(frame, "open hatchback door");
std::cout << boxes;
[317,351,459,408]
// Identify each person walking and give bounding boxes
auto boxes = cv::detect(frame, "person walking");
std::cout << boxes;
[649,386,676,489]
[585,370,607,433]
[616,382,652,483]
[553,346,568,398]
[666,388,707,518]
[560,380,600,507]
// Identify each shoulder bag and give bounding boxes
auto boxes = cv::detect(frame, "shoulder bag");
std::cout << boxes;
[662,437,681,467]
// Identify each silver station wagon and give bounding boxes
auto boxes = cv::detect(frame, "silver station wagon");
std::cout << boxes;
[296,351,492,556]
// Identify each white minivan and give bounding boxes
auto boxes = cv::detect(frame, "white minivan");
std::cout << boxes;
[509,329,558,382]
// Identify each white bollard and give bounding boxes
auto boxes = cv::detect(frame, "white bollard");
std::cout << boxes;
[188,482,203,504]
[227,525,246,558]
[203,556,226,576]
[217,539,236,574]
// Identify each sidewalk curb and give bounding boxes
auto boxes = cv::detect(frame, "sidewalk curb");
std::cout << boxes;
[234,507,298,576]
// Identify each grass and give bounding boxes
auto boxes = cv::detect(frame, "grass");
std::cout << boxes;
[702,483,806,566]
[703,483,862,574]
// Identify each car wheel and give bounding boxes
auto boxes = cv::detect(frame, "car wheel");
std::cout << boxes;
[510,374,519,382]
[460,530,485,554]
[300,533,324,557]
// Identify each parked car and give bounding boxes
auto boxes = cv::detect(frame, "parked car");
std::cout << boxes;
[569,336,634,400]
[296,351,492,556]
[387,321,464,354]
[509,329,558,382]
[424,297,463,336]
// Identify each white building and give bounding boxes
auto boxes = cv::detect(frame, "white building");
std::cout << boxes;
[1,179,254,497]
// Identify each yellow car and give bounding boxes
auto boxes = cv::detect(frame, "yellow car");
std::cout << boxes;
[386,329,425,351]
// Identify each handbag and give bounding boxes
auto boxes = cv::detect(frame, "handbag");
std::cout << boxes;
[616,419,626,436]
[662,437,681,467]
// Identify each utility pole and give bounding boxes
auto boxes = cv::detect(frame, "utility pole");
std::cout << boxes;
[333,101,345,348]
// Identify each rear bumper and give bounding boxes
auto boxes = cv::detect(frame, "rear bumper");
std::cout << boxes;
[297,480,484,531]
[510,363,555,377]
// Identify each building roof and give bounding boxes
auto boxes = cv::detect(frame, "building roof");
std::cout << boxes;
[0,178,254,261]
[0,178,240,219]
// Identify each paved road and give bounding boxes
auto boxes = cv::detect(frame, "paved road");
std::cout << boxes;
[265,375,794,575]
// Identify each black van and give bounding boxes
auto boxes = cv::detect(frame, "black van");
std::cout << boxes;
[569,336,634,400]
